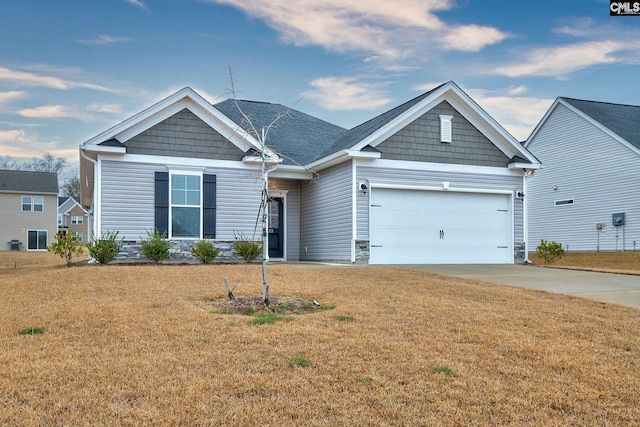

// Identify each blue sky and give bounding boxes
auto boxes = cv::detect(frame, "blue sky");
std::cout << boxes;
[1,0,639,169]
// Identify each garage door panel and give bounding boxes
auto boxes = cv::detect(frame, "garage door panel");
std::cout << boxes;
[370,188,512,264]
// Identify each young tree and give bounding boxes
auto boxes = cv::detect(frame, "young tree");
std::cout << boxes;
[227,68,286,305]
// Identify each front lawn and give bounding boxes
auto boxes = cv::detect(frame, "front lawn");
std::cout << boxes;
[1,251,639,425]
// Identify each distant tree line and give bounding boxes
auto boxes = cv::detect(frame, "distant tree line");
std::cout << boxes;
[0,153,79,199]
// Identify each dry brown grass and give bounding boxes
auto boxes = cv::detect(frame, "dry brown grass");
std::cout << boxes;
[529,250,640,275]
[1,251,640,426]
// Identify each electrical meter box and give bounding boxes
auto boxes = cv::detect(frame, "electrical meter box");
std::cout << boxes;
[612,212,625,227]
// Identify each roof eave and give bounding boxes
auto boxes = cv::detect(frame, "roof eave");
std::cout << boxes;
[306,149,381,172]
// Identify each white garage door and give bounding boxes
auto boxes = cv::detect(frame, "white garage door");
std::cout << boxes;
[369,188,512,264]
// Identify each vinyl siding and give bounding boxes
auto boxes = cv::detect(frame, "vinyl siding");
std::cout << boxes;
[300,161,353,261]
[269,178,301,261]
[355,163,523,243]
[527,103,640,252]
[100,159,263,241]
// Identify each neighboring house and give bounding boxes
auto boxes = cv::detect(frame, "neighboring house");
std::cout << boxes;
[525,97,640,252]
[0,169,59,251]
[58,196,91,244]
[80,81,540,264]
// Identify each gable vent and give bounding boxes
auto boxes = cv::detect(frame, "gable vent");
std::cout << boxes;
[439,115,453,143]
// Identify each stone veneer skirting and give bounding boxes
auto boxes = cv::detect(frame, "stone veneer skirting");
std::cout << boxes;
[112,240,242,264]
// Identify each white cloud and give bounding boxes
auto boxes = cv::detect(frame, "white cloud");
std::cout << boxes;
[0,91,23,104]
[0,65,113,92]
[0,129,65,159]
[18,104,112,122]
[440,24,508,52]
[208,0,507,59]
[78,35,133,45]
[466,87,554,141]
[126,0,147,9]
[87,103,125,114]
[495,41,630,78]
[301,77,392,111]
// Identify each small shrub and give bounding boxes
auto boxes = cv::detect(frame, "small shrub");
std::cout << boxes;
[141,229,171,263]
[47,232,83,267]
[191,239,220,264]
[87,231,124,264]
[232,231,262,263]
[536,239,565,264]
[288,356,311,367]
[432,366,452,375]
[18,326,45,335]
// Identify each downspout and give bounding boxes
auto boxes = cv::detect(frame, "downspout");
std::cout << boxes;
[522,169,534,263]
[79,146,98,240]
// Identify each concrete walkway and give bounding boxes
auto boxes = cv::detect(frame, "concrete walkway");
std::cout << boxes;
[396,264,640,310]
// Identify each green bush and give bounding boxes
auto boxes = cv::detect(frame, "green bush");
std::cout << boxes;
[47,232,83,267]
[87,231,124,264]
[232,231,262,263]
[536,239,565,265]
[141,229,171,263]
[191,239,220,264]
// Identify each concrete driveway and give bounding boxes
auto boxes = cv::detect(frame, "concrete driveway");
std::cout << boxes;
[396,264,640,310]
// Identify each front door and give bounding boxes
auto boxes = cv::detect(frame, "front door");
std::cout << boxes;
[268,197,284,258]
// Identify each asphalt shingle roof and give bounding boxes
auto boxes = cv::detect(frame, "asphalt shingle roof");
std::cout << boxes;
[561,97,640,150]
[214,99,348,166]
[0,170,58,193]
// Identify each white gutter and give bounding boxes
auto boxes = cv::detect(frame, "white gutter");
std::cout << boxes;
[522,169,534,263]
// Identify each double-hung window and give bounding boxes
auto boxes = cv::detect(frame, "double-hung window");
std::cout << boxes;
[71,215,83,225]
[170,172,202,239]
[22,196,44,212]
[155,171,216,239]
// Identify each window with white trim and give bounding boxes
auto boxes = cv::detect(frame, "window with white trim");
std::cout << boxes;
[555,199,574,206]
[71,231,83,243]
[439,115,453,143]
[170,172,202,238]
[71,215,83,224]
[22,196,44,212]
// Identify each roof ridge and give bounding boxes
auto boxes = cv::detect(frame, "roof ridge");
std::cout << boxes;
[561,96,640,109]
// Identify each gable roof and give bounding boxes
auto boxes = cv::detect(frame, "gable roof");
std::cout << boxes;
[310,81,540,169]
[560,97,640,150]
[315,83,446,161]
[0,170,58,194]
[81,87,271,157]
[214,99,347,166]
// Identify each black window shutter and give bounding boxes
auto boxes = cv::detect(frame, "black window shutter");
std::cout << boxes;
[203,174,216,238]
[154,171,169,235]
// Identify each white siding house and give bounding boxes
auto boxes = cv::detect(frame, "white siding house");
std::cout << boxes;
[525,97,640,252]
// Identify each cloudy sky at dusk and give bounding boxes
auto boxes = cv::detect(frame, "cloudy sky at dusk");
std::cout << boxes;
[1,0,639,168]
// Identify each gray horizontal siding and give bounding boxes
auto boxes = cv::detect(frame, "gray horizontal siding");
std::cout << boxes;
[527,103,640,252]
[300,161,353,261]
[100,159,263,241]
[356,165,523,242]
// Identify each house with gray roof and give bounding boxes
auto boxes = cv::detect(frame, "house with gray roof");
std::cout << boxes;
[524,97,640,252]
[58,196,91,245]
[0,169,59,250]
[80,82,540,264]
